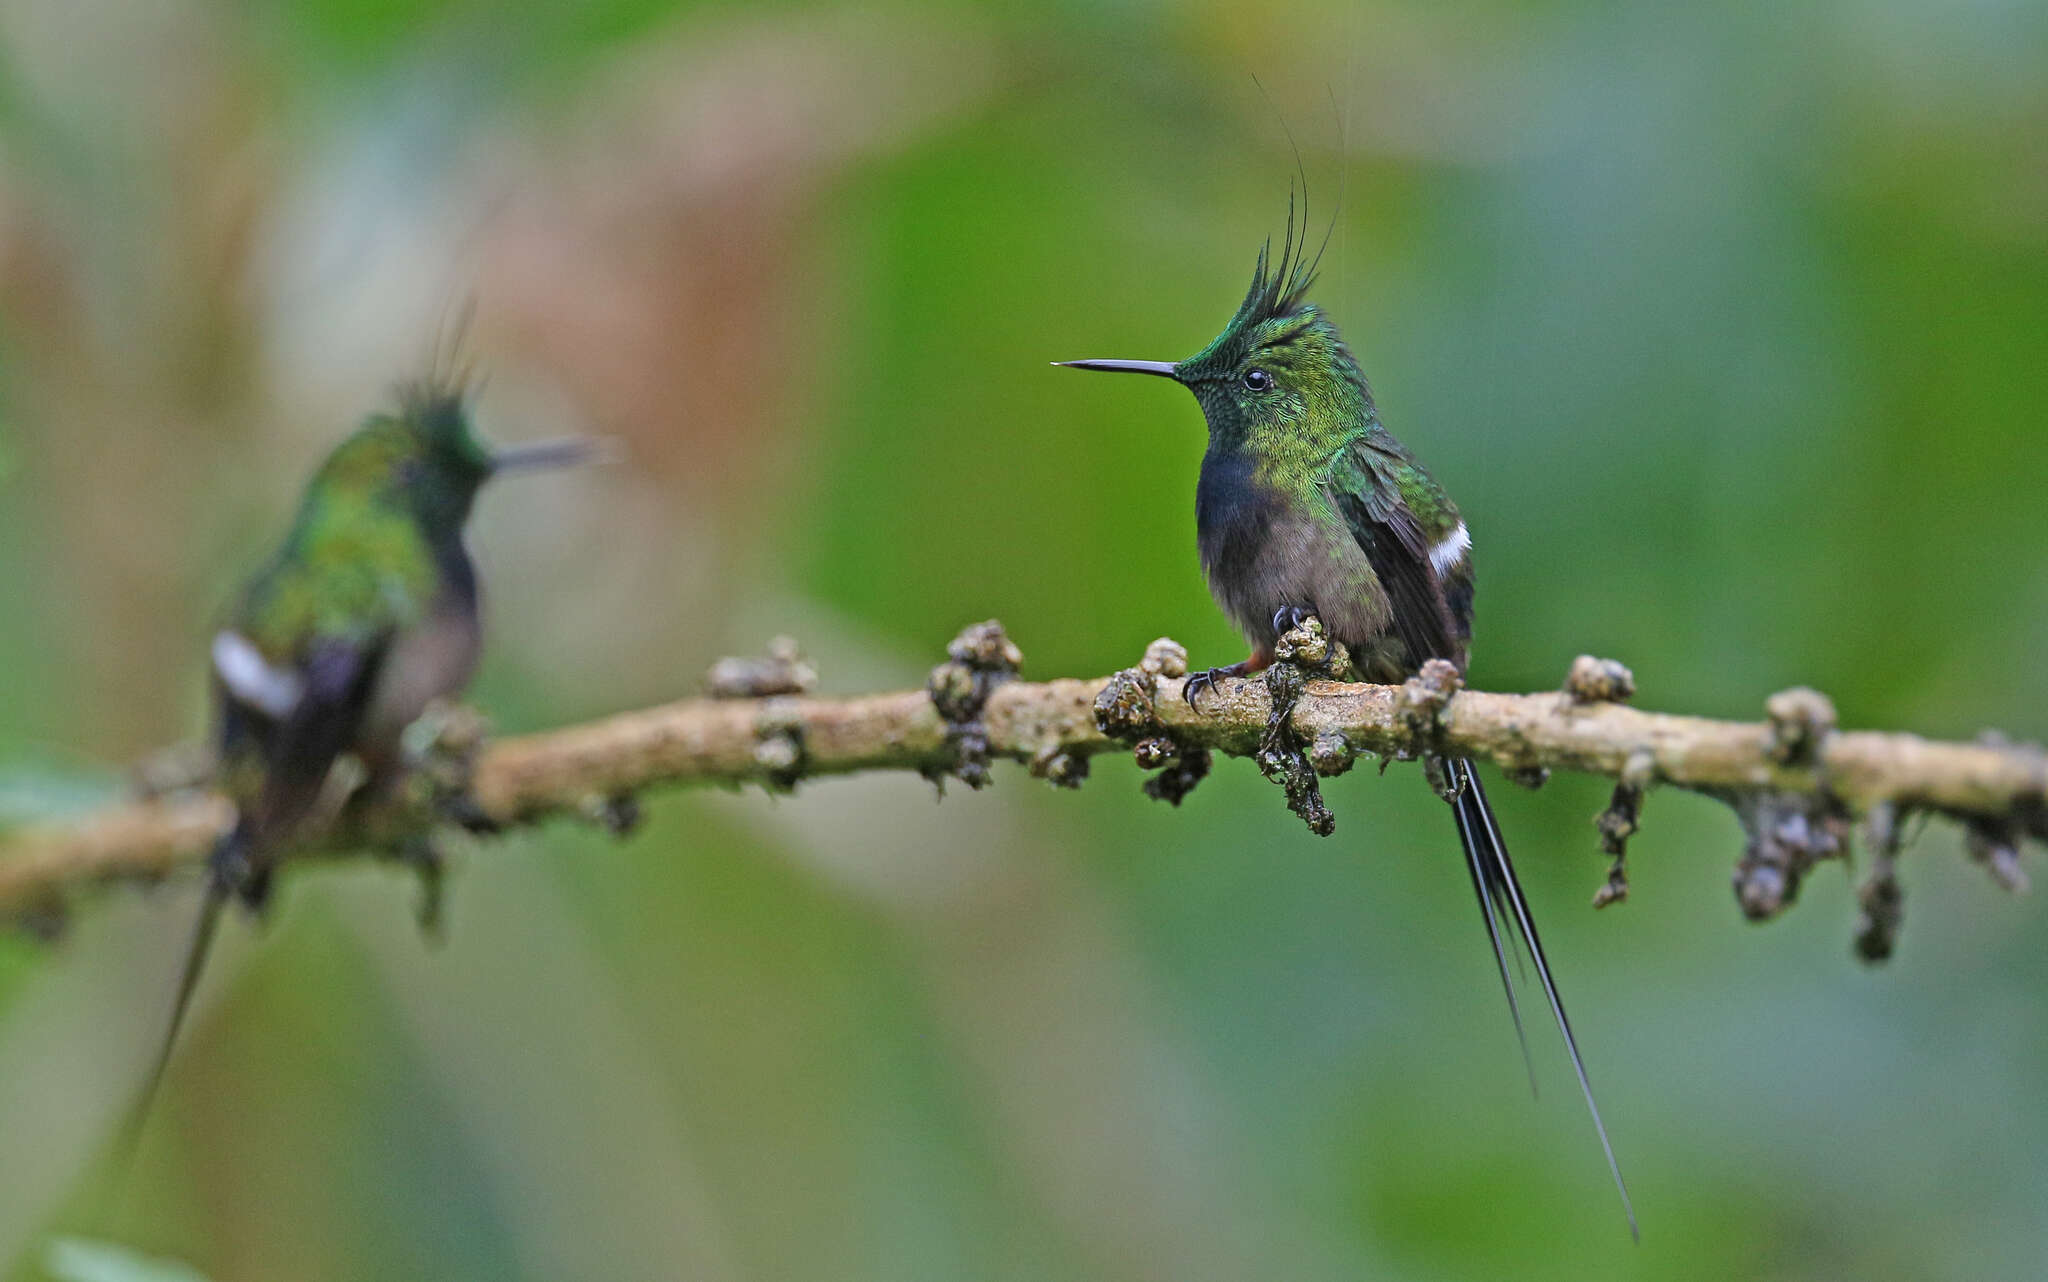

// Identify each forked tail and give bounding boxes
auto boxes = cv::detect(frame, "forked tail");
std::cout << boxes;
[1447,757,1638,1241]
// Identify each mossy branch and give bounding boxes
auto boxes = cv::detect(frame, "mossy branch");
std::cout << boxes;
[1,621,2042,958]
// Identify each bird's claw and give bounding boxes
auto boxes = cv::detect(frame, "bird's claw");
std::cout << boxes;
[1182,662,1250,711]
[1271,605,1316,635]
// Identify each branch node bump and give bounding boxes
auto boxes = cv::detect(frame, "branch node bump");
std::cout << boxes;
[1593,748,1656,909]
[1308,730,1356,777]
[402,700,490,773]
[401,701,499,833]
[1093,667,1162,741]
[1564,655,1636,705]
[1765,686,1838,767]
[1395,658,1463,756]
[1132,737,1177,769]
[1028,745,1090,790]
[1139,637,1189,679]
[1854,801,1905,962]
[9,893,68,944]
[1977,730,2048,845]
[1730,791,1849,921]
[948,619,1025,673]
[1272,613,1354,679]
[1095,647,1210,806]
[1142,745,1211,806]
[130,741,216,800]
[580,793,644,837]
[925,620,1021,791]
[1255,614,1343,836]
[1965,818,2030,895]
[753,699,808,792]
[390,835,448,940]
[704,636,818,699]
[1423,754,1457,803]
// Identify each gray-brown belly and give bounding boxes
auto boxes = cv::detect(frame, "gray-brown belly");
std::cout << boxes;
[1203,508,1394,661]
[358,598,482,758]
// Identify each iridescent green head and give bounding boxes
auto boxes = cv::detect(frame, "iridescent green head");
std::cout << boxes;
[311,381,599,541]
[393,382,497,532]
[1058,199,1374,455]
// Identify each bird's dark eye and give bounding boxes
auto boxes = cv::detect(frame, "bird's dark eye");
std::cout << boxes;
[1242,368,1272,392]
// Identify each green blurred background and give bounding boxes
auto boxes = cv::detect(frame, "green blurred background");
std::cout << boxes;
[2,1,2046,1278]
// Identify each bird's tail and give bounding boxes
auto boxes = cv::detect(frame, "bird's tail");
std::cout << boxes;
[114,823,242,1165]
[1446,757,1638,1241]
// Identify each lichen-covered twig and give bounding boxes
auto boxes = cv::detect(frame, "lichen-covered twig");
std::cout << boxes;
[2,623,2043,959]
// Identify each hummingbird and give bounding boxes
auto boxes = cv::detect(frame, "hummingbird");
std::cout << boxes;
[135,378,596,1121]
[1058,206,1636,1236]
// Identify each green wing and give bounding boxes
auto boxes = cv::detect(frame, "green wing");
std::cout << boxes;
[1327,439,1472,670]
[236,495,435,660]
[213,490,430,837]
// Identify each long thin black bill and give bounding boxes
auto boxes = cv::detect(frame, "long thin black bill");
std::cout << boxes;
[492,437,613,473]
[1052,359,1180,378]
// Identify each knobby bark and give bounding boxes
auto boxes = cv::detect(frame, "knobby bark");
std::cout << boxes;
[1,622,2040,959]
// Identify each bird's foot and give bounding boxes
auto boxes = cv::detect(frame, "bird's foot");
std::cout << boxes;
[1183,659,1261,710]
[1269,608,1355,680]
[1271,605,1316,636]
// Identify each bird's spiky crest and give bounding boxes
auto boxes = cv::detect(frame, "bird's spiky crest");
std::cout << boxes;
[396,377,474,443]
[1236,73,1335,331]
[395,296,492,466]
[1227,180,1336,337]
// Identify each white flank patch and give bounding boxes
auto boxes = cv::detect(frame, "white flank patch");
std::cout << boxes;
[212,630,304,719]
[1428,521,1472,576]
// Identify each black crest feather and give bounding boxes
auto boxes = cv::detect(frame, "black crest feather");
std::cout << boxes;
[397,378,473,441]
[1230,179,1335,333]
[400,292,482,439]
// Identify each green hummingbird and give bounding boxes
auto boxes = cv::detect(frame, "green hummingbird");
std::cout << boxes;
[1059,208,1635,1236]
[138,379,595,1116]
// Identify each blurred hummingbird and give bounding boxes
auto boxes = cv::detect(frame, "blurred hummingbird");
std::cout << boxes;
[1058,205,1635,1236]
[136,379,596,1119]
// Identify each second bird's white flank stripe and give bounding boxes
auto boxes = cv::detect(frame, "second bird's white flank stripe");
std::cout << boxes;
[212,630,305,719]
